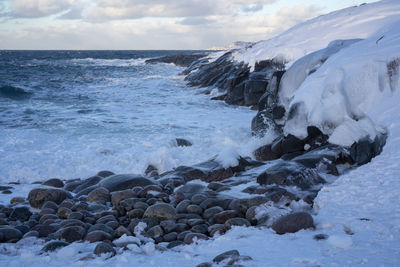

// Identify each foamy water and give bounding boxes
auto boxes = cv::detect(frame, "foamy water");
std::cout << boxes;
[0,51,268,183]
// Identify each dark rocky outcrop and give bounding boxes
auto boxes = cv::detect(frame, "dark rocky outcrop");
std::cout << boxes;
[272,212,314,234]
[145,54,207,67]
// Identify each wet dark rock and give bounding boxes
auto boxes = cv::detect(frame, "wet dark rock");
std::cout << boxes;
[175,200,191,213]
[225,218,251,229]
[175,183,206,199]
[160,220,176,233]
[265,187,299,204]
[97,214,117,225]
[54,226,86,243]
[88,224,115,238]
[43,178,64,188]
[0,219,7,225]
[2,190,12,194]
[68,211,83,221]
[203,206,224,220]
[10,197,25,204]
[183,232,209,244]
[208,224,225,236]
[257,161,325,190]
[128,209,144,219]
[213,210,238,224]
[39,214,58,224]
[106,220,119,230]
[63,180,82,192]
[187,204,203,215]
[111,189,136,207]
[173,223,189,233]
[191,194,207,205]
[145,165,159,177]
[213,250,240,263]
[15,225,29,235]
[0,226,22,242]
[143,203,176,221]
[28,188,72,209]
[191,224,208,234]
[138,185,163,198]
[314,233,329,240]
[72,176,102,194]
[272,212,314,234]
[350,134,386,166]
[60,219,86,228]
[196,262,212,267]
[147,225,164,242]
[244,79,268,106]
[141,218,160,230]
[115,226,131,237]
[23,230,39,238]
[59,199,74,209]
[71,201,89,212]
[85,230,113,243]
[87,187,110,204]
[229,196,269,214]
[32,224,58,237]
[42,201,59,211]
[167,240,185,249]
[187,219,205,227]
[176,138,193,147]
[9,206,32,221]
[97,170,115,178]
[134,201,149,211]
[94,242,116,257]
[146,54,207,67]
[99,174,156,192]
[254,144,281,161]
[0,186,13,191]
[41,240,69,252]
[163,231,178,242]
[39,208,56,217]
[199,198,219,209]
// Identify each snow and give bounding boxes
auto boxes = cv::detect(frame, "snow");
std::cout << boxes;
[283,19,400,145]
[233,0,400,70]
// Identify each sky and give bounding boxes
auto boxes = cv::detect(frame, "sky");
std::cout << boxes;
[0,0,379,50]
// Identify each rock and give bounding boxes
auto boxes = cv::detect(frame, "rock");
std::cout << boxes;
[224,218,251,229]
[163,231,178,242]
[59,199,74,209]
[97,170,115,178]
[138,185,163,198]
[143,203,176,221]
[97,214,117,225]
[213,210,238,224]
[88,224,115,238]
[160,220,176,234]
[192,224,208,234]
[72,176,102,194]
[254,144,281,161]
[167,240,185,249]
[39,214,58,224]
[146,54,207,67]
[176,200,191,213]
[350,135,386,166]
[111,189,136,207]
[2,190,12,194]
[42,201,59,211]
[106,220,119,230]
[145,165,159,177]
[39,208,56,216]
[99,174,156,192]
[244,79,268,106]
[85,230,113,243]
[175,183,206,199]
[213,250,240,263]
[196,262,212,267]
[176,138,192,147]
[186,205,203,215]
[272,212,314,234]
[68,211,83,220]
[147,225,164,242]
[41,240,69,252]
[208,224,225,236]
[203,206,224,220]
[0,218,8,225]
[63,180,82,192]
[128,209,144,219]
[183,233,209,244]
[32,224,58,237]
[0,226,23,242]
[87,187,110,204]
[191,194,207,205]
[10,197,25,204]
[245,206,259,225]
[314,233,329,240]
[54,226,86,243]
[94,242,116,257]
[23,230,39,238]
[28,188,72,209]
[115,226,131,237]
[9,206,32,221]
[42,178,64,188]
[257,161,325,190]
[229,196,269,214]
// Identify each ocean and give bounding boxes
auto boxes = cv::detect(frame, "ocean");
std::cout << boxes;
[0,50,259,183]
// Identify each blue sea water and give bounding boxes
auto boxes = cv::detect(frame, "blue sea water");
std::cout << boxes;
[0,50,260,183]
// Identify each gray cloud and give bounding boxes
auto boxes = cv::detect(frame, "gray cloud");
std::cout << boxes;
[242,4,264,12]
[9,0,74,18]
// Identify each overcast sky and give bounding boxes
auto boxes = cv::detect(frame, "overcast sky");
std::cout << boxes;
[0,0,378,50]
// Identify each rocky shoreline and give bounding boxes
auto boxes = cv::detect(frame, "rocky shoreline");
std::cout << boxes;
[0,51,387,265]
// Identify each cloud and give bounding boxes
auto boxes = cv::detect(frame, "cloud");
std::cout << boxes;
[0,4,321,50]
[9,0,74,18]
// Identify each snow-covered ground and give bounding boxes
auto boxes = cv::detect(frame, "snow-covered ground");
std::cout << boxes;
[1,1,400,266]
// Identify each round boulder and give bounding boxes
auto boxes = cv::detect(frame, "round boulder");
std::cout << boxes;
[143,203,176,221]
[272,212,314,234]
[28,188,72,209]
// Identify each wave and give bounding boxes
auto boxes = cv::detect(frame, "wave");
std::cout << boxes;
[69,58,148,67]
[0,85,32,100]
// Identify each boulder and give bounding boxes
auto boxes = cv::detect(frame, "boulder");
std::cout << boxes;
[272,212,314,234]
[85,230,112,243]
[94,242,116,257]
[0,226,23,242]
[176,138,192,147]
[143,203,176,221]
[183,232,208,244]
[111,189,136,207]
[41,240,69,252]
[9,206,32,221]
[87,187,110,204]
[72,176,102,194]
[99,174,156,192]
[54,226,86,243]
[42,178,64,188]
[28,188,72,209]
